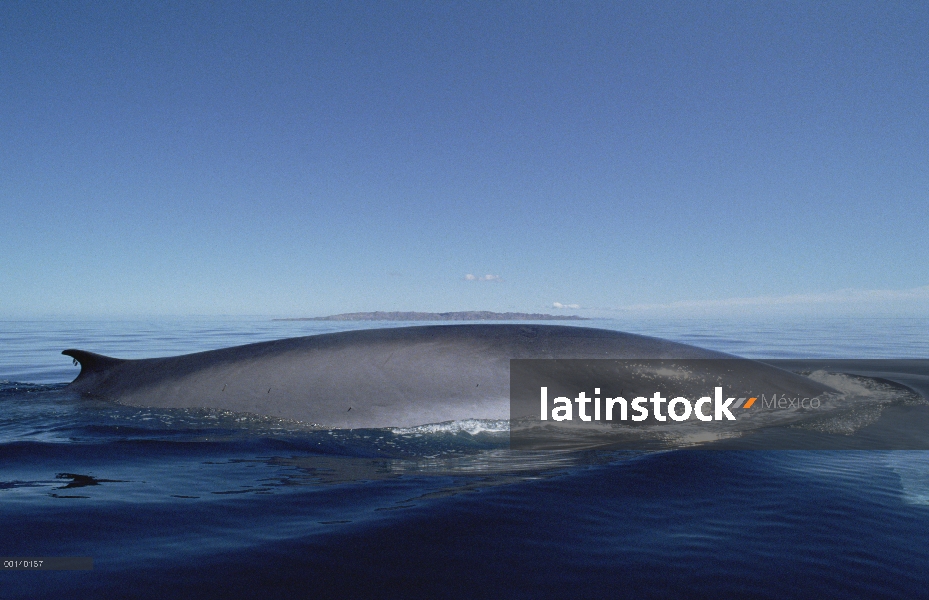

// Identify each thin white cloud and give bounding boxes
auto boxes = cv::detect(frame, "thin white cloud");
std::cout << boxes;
[553,302,581,309]
[464,274,501,282]
[600,285,929,313]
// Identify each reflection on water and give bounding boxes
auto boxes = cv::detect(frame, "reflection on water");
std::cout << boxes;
[1,316,928,599]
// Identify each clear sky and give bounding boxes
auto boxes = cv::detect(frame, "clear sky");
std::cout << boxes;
[2,1,927,317]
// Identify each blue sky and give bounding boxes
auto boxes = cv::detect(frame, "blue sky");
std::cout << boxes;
[2,1,927,317]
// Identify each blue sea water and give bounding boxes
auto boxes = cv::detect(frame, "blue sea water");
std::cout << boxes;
[1,316,928,599]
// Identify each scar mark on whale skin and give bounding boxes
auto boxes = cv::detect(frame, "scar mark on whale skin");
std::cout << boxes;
[382,350,395,367]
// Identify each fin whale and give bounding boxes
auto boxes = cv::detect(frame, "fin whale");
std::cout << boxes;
[63,325,832,429]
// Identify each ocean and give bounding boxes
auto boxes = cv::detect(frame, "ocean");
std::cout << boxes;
[1,316,928,598]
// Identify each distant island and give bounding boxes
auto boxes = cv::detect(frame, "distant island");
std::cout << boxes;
[274,311,588,321]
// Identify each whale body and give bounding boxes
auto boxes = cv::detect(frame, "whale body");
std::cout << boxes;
[63,325,833,429]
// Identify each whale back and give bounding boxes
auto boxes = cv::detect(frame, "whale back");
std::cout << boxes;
[62,325,828,429]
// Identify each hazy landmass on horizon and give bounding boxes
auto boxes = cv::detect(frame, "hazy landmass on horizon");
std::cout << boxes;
[273,311,588,321]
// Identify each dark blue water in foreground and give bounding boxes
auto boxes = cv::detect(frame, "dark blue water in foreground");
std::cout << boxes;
[2,316,928,598]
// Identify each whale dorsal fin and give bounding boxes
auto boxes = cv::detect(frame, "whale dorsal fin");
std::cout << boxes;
[62,349,125,381]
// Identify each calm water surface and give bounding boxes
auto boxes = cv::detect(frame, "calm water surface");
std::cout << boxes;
[1,316,927,598]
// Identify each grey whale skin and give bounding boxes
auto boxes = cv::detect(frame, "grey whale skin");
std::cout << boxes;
[63,325,831,429]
